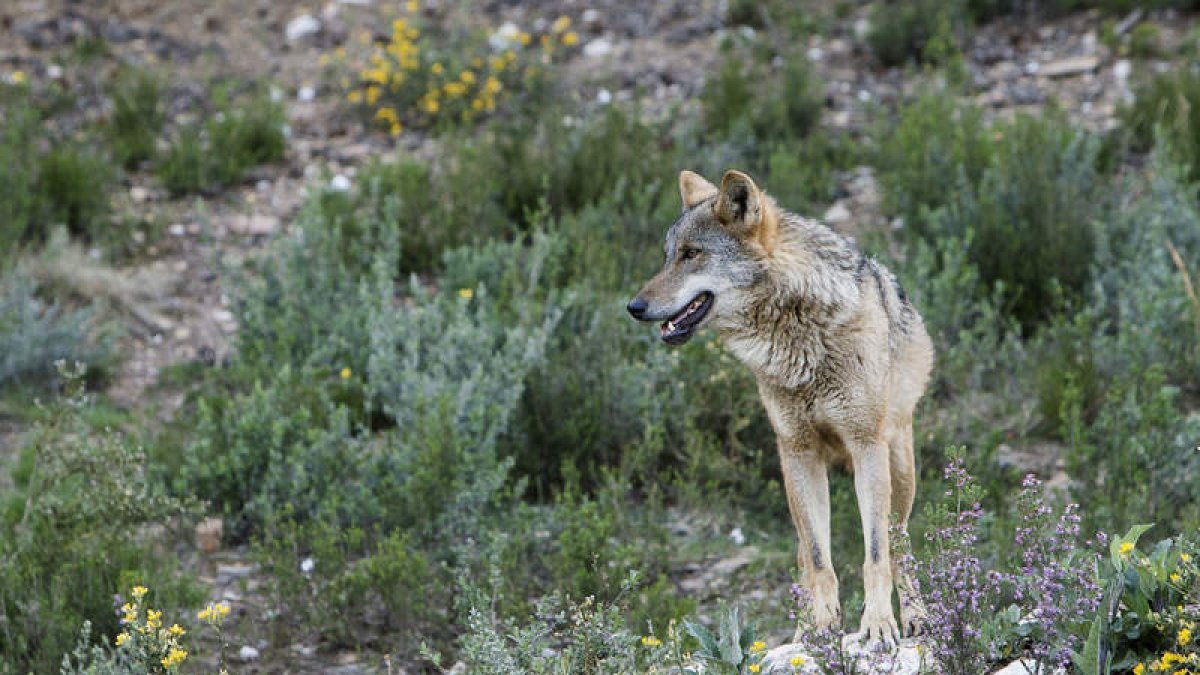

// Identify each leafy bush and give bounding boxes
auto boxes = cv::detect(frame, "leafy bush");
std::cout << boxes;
[38,146,113,241]
[0,365,200,674]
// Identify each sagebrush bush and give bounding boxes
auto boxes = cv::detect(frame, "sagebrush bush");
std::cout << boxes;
[700,50,823,146]
[867,0,961,67]
[0,271,110,388]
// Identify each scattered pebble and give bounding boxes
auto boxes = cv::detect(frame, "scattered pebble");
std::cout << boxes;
[329,174,352,191]
[237,646,261,663]
[583,37,613,58]
[300,557,315,574]
[489,22,521,51]
[729,527,746,546]
[596,88,612,104]
[285,15,321,42]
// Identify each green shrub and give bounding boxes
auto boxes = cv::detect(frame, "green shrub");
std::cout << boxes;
[0,365,200,674]
[0,271,111,388]
[105,69,165,169]
[867,0,961,67]
[1120,67,1200,182]
[700,52,823,144]
[38,146,113,241]
[0,94,43,254]
[876,93,995,237]
[1128,22,1162,58]
[159,92,284,195]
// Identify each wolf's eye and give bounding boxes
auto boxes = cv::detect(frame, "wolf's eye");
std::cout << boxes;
[681,247,702,261]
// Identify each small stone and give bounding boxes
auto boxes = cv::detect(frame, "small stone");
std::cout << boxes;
[729,527,746,546]
[213,309,235,325]
[806,46,824,62]
[292,643,318,657]
[230,214,279,236]
[300,557,315,574]
[237,646,260,662]
[195,517,223,552]
[1114,59,1132,83]
[297,85,316,102]
[330,174,352,191]
[581,8,601,28]
[823,202,851,225]
[46,63,63,80]
[222,589,243,602]
[583,38,613,58]
[1039,55,1100,78]
[216,563,253,583]
[596,88,612,104]
[489,21,521,51]
[447,662,468,675]
[285,14,321,42]
[130,186,150,203]
[852,18,870,41]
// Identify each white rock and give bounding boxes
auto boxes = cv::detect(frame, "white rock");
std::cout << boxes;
[237,646,261,662]
[336,0,373,5]
[169,223,186,237]
[297,85,316,102]
[47,64,63,80]
[824,202,851,225]
[130,186,150,203]
[583,38,613,58]
[230,214,279,236]
[991,659,1065,675]
[729,527,746,546]
[596,88,612,104]
[853,18,871,41]
[285,15,321,42]
[761,635,922,675]
[212,309,235,325]
[1039,55,1099,78]
[489,21,521,51]
[330,174,352,191]
[581,9,601,27]
[1114,59,1132,83]
[300,557,315,573]
[806,46,824,62]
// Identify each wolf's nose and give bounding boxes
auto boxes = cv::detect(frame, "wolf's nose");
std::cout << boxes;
[627,297,648,319]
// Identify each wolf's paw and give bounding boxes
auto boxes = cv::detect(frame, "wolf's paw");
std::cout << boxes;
[859,612,901,651]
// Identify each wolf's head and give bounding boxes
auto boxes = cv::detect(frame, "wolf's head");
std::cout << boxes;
[627,169,777,345]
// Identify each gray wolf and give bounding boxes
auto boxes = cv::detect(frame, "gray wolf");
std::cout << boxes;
[627,169,933,647]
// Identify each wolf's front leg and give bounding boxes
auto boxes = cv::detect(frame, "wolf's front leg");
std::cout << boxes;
[779,448,840,639]
[851,439,901,649]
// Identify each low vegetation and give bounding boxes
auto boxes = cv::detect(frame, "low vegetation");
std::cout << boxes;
[2,2,1199,674]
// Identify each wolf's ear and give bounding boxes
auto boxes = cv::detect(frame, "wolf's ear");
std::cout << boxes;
[715,170,762,231]
[679,170,718,210]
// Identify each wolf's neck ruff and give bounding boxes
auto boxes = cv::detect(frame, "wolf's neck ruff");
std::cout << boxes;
[719,212,866,389]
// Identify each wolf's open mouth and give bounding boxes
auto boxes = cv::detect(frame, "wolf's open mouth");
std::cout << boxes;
[660,292,713,345]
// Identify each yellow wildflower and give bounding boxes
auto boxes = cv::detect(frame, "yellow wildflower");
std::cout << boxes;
[347,90,363,104]
[1180,627,1192,646]
[335,47,347,59]
[517,31,532,46]
[391,19,406,33]
[217,603,230,618]
[562,31,579,46]
[471,57,483,68]
[471,98,484,111]
[147,609,162,628]
[168,623,186,637]
[489,55,506,71]
[443,81,466,97]
[503,50,516,64]
[1171,572,1182,584]
[115,632,130,647]
[1162,652,1185,666]
[162,647,187,669]
[484,76,502,94]
[11,71,25,85]
[406,27,419,40]
[375,107,398,122]
[1120,542,1135,556]
[422,98,439,114]
[458,288,474,299]
[460,70,476,84]
[1183,553,1192,563]
[431,62,444,75]
[390,122,402,136]
[551,15,572,34]
[750,640,767,653]
[540,34,551,48]
[749,665,761,674]
[791,655,806,667]
[132,586,148,599]
[366,85,380,105]
[1133,664,1145,675]
[406,0,419,11]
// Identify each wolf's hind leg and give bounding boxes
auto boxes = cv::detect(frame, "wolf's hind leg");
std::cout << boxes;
[889,417,927,637]
[850,437,901,649]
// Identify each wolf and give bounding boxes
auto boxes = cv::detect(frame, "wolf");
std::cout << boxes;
[627,169,933,647]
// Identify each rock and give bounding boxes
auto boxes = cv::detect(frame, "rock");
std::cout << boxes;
[291,643,318,657]
[992,659,1065,675]
[447,662,468,675]
[130,186,150,203]
[285,15,321,42]
[237,645,260,662]
[297,85,316,102]
[596,88,612,104]
[47,63,63,80]
[301,557,315,573]
[489,21,521,51]
[583,38,613,58]
[1039,55,1100,78]
[729,527,746,546]
[330,174,352,191]
[760,635,922,674]
[824,202,851,225]
[216,563,252,584]
[1114,59,1132,84]
[581,9,602,29]
[1009,81,1044,106]
[230,214,279,236]
[195,517,223,552]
